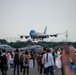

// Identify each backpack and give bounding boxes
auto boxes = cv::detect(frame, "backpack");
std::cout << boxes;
[0,56,3,67]
[3,54,7,64]
[20,54,23,62]
[14,53,19,64]
[19,54,23,64]
[37,56,41,62]
[25,58,28,64]
[1,55,8,70]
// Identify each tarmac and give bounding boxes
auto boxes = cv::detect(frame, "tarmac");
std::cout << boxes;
[0,63,62,75]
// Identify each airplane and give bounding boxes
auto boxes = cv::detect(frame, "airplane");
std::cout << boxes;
[19,26,65,41]
[0,44,14,51]
[19,45,43,52]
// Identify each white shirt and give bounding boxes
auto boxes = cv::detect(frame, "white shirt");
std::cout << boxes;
[42,53,54,68]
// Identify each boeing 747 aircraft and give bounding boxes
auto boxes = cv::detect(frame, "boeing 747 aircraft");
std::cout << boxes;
[19,26,65,41]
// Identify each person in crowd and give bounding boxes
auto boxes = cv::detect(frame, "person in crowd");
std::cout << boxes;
[39,47,46,74]
[60,48,65,75]
[42,48,54,75]
[2,49,8,75]
[7,51,14,70]
[54,51,58,66]
[0,51,5,75]
[52,51,56,65]
[37,52,41,72]
[13,48,20,75]
[30,51,34,67]
[32,51,37,67]
[61,45,76,75]
[23,51,31,75]
[19,50,23,72]
[39,52,45,74]
[55,47,64,75]
[10,52,14,70]
[69,46,76,75]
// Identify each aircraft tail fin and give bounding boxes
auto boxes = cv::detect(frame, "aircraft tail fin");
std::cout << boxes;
[43,26,47,34]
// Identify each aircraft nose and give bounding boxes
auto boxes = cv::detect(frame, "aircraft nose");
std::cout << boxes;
[29,30,35,35]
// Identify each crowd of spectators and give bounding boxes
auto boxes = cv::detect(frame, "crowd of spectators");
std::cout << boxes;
[0,44,76,75]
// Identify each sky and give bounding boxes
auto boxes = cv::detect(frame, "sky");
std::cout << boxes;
[0,0,76,42]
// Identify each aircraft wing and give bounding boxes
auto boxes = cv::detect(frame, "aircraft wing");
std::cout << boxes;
[49,34,58,37]
[49,32,65,37]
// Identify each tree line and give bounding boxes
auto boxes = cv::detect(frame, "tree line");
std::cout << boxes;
[0,39,76,49]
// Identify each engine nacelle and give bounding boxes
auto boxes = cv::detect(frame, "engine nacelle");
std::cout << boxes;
[25,36,29,39]
[20,36,23,39]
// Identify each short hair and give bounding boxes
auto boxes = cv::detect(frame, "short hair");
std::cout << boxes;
[43,47,46,51]
[25,51,28,55]
[2,49,6,53]
[15,48,19,52]
[46,48,50,52]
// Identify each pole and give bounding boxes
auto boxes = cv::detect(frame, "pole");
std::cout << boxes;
[66,30,68,44]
